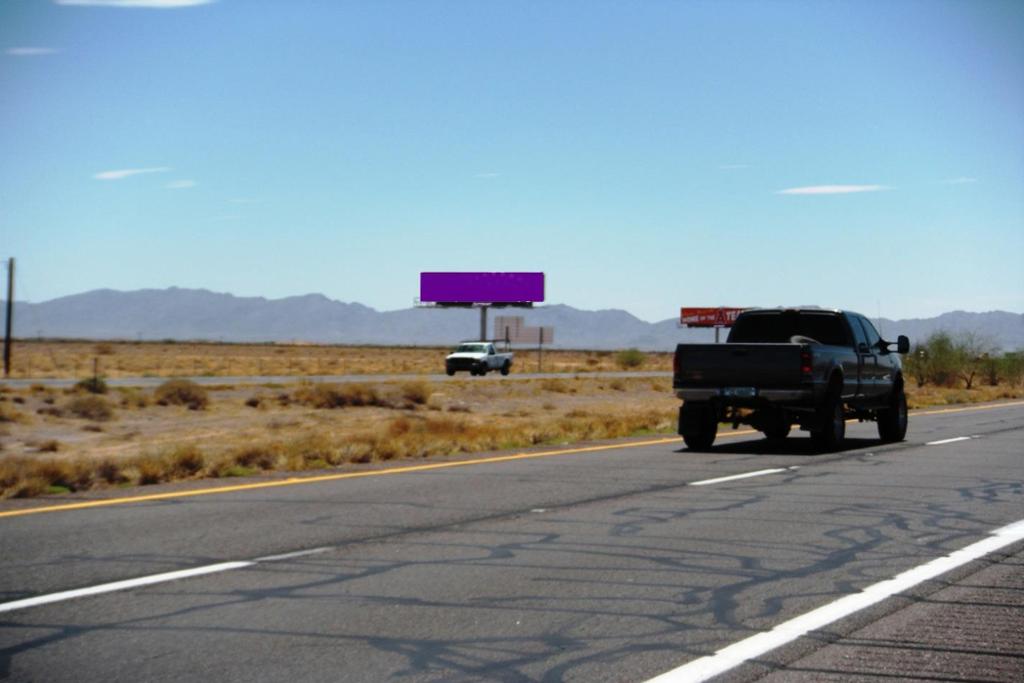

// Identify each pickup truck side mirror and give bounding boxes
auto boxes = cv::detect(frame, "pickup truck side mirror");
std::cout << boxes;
[882,336,910,354]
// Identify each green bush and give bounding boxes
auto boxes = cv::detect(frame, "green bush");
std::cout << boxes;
[615,348,645,369]
[75,377,109,395]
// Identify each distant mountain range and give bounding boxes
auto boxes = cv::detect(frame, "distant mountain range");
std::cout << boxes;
[5,288,1023,351]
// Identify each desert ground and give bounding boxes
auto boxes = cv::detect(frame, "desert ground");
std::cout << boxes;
[2,339,670,378]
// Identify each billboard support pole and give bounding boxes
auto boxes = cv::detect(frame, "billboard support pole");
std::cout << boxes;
[4,258,13,377]
[479,305,488,342]
[537,326,543,372]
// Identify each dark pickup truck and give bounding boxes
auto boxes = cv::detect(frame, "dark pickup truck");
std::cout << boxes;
[673,308,910,451]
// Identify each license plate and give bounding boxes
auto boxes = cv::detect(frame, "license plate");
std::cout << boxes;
[722,387,757,398]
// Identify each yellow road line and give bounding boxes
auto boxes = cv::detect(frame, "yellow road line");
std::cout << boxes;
[912,400,1024,417]
[0,435,702,519]
[2,400,1019,520]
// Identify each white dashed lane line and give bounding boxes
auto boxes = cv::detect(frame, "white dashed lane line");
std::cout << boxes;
[926,436,974,446]
[689,468,795,487]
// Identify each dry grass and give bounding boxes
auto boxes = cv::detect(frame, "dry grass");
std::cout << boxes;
[0,403,29,424]
[66,396,115,421]
[906,383,1024,409]
[0,373,1019,500]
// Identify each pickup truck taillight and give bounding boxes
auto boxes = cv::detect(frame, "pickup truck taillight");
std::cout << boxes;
[800,349,813,377]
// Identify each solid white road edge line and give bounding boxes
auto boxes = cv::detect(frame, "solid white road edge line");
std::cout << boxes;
[926,436,973,445]
[644,518,1024,683]
[689,468,792,487]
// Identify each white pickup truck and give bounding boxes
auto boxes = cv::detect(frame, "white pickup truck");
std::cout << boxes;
[445,342,514,376]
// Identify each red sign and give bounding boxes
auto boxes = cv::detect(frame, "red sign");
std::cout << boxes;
[680,307,747,328]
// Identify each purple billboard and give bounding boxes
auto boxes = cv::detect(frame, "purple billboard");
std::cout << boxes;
[420,272,545,304]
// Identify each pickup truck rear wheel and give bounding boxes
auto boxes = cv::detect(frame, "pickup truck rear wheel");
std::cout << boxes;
[811,391,845,452]
[877,385,908,442]
[500,361,510,376]
[680,402,717,451]
[446,368,456,376]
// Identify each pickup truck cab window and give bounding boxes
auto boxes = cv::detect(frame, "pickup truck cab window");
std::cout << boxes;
[849,316,869,349]
[456,343,489,353]
[857,315,883,350]
[727,311,851,346]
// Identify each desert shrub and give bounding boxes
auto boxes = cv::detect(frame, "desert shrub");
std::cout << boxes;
[244,395,262,408]
[155,379,208,410]
[74,377,109,395]
[540,378,573,394]
[0,403,28,423]
[284,433,344,468]
[999,352,1024,386]
[399,381,433,406]
[292,382,386,409]
[135,457,167,485]
[166,445,205,477]
[96,459,127,484]
[67,395,115,421]
[33,459,94,492]
[615,348,645,369]
[608,380,626,391]
[233,443,280,470]
[117,388,151,409]
[95,343,115,355]
[35,439,61,452]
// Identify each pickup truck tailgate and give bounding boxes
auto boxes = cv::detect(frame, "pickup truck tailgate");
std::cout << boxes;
[674,343,805,388]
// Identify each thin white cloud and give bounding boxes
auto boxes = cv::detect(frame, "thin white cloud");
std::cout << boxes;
[941,177,977,185]
[165,179,197,190]
[93,167,170,180]
[6,47,59,56]
[777,184,888,195]
[56,0,215,7]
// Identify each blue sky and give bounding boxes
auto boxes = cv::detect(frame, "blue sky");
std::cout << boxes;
[2,0,1022,322]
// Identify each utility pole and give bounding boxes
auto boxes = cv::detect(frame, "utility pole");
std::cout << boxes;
[4,258,14,377]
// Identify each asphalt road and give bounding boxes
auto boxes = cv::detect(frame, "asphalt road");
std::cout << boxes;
[1,401,1022,682]
[2,370,671,390]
